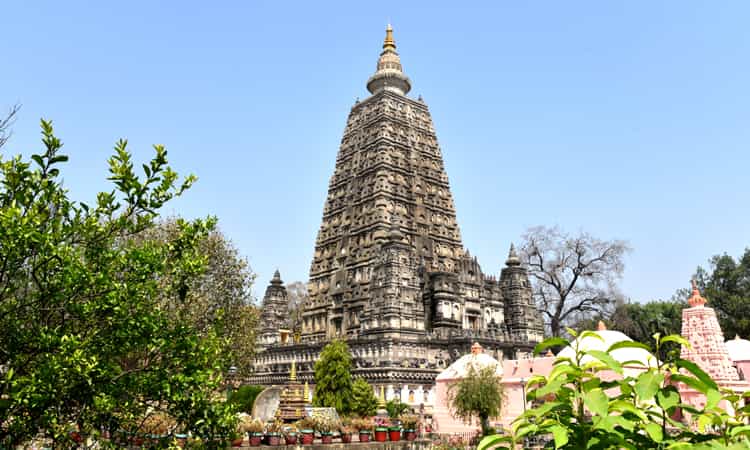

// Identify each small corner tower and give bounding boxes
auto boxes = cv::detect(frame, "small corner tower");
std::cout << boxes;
[257,270,290,350]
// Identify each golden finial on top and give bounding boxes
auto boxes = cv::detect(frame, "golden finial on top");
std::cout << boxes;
[383,24,396,50]
[688,279,707,307]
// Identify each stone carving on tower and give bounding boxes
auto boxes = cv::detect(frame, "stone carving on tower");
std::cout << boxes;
[251,26,545,406]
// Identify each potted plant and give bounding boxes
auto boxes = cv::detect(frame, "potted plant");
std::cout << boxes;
[339,418,355,444]
[353,418,373,442]
[373,417,388,442]
[296,417,316,445]
[282,424,298,445]
[265,419,283,446]
[314,416,337,444]
[232,414,252,447]
[247,418,265,446]
[143,413,175,446]
[388,423,402,442]
[399,414,419,441]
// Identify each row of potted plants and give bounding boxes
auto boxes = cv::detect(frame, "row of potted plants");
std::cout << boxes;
[233,414,421,446]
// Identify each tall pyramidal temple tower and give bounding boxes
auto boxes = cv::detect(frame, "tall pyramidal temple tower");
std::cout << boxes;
[250,26,544,407]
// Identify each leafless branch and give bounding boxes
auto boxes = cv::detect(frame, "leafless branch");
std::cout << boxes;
[0,104,20,149]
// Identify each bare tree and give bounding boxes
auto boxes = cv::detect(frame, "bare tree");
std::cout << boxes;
[0,104,20,149]
[520,226,630,337]
[286,280,308,339]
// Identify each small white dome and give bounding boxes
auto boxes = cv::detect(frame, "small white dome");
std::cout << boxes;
[436,353,502,380]
[726,336,750,362]
[558,330,658,368]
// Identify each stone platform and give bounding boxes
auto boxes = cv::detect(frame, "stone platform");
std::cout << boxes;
[230,441,430,450]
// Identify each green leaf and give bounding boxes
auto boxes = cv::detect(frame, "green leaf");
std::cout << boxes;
[31,154,45,167]
[669,373,708,394]
[586,349,623,374]
[534,337,569,356]
[675,359,719,391]
[477,434,511,450]
[607,340,653,353]
[549,424,569,448]
[661,334,690,348]
[705,388,721,409]
[634,371,664,401]
[643,422,663,442]
[656,386,680,411]
[583,388,608,417]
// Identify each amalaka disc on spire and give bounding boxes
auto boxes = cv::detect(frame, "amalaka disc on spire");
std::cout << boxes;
[505,243,521,266]
[366,24,412,96]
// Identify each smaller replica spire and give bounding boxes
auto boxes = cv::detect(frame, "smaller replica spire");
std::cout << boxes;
[687,279,707,307]
[366,24,412,96]
[505,243,521,266]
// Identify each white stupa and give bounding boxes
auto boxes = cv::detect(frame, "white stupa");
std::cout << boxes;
[557,322,658,372]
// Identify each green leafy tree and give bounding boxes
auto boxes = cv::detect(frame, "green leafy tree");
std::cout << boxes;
[351,378,378,417]
[229,385,266,415]
[449,364,503,436]
[313,339,353,414]
[134,219,260,375]
[385,399,409,419]
[479,331,750,450]
[0,120,236,448]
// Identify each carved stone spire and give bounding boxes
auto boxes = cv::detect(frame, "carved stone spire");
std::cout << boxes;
[505,243,521,266]
[366,24,412,96]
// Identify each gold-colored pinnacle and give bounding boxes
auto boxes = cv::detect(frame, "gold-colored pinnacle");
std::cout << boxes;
[383,24,396,50]
[290,360,296,382]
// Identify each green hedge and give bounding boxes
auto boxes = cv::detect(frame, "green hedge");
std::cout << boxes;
[230,385,265,414]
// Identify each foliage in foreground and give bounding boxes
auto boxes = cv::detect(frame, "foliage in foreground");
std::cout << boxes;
[313,339,353,414]
[479,332,750,450]
[449,364,503,436]
[351,378,379,417]
[0,121,236,448]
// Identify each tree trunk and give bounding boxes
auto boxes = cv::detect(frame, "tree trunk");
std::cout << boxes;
[480,414,491,436]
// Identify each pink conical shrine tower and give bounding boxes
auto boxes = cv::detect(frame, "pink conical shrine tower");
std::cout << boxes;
[680,280,739,381]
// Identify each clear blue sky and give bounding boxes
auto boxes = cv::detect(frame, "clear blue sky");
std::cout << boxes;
[3,1,749,302]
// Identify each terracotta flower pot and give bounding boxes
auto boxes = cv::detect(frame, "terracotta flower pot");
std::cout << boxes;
[175,434,188,448]
[389,428,401,442]
[232,436,245,447]
[405,430,417,441]
[341,432,352,443]
[267,433,281,446]
[70,431,84,444]
[321,432,333,444]
[285,433,298,445]
[358,431,371,442]
[374,428,388,442]
[301,430,315,445]
[250,432,264,446]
